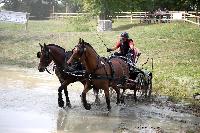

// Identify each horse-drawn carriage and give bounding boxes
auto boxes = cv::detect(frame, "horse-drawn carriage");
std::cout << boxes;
[103,46,152,103]
[37,39,152,111]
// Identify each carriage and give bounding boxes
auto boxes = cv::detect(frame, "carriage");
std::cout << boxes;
[106,51,153,102]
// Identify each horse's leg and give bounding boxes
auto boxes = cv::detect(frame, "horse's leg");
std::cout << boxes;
[58,85,64,108]
[60,80,72,108]
[104,88,111,111]
[81,84,91,110]
[134,89,137,102]
[64,86,71,108]
[113,86,120,104]
[120,88,125,104]
[93,87,100,105]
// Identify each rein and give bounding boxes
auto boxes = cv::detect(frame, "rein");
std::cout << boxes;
[45,67,53,75]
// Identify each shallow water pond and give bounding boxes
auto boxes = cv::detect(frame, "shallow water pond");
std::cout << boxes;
[0,65,199,133]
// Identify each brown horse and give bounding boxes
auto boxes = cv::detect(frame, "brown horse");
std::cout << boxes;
[37,43,99,108]
[67,39,130,111]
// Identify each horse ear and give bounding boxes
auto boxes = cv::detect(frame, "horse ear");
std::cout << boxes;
[82,39,84,43]
[37,52,41,58]
[44,43,46,47]
[39,43,43,48]
[79,38,81,43]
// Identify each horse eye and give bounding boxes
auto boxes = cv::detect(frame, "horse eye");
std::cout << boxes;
[37,52,41,58]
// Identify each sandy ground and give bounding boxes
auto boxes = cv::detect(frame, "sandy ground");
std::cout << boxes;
[0,65,199,133]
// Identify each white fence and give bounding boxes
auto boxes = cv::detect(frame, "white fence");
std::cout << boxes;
[50,11,200,27]
[115,11,200,27]
[50,13,90,19]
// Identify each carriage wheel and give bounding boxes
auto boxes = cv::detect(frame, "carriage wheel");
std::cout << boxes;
[146,76,152,99]
[135,73,146,100]
[136,72,153,100]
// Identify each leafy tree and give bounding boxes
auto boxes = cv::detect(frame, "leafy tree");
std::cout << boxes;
[1,0,199,19]
[60,0,83,12]
[82,0,132,19]
[3,0,21,11]
[2,0,58,19]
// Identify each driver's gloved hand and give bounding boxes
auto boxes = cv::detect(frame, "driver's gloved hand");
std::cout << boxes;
[128,48,133,53]
[107,48,112,52]
[137,52,141,56]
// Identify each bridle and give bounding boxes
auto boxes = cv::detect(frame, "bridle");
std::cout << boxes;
[37,45,53,74]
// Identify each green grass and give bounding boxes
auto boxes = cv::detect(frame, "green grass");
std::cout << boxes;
[0,18,200,103]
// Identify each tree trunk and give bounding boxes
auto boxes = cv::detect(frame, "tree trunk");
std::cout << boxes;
[196,6,198,23]
[99,12,106,20]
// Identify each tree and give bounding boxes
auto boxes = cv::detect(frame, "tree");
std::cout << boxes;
[2,0,199,19]
[2,0,58,19]
[61,0,83,12]
[3,0,21,11]
[82,0,132,20]
[82,0,157,20]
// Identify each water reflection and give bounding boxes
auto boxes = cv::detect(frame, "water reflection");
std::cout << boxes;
[56,108,125,133]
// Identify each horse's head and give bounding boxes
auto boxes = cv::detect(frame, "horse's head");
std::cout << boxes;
[67,38,86,65]
[37,43,53,72]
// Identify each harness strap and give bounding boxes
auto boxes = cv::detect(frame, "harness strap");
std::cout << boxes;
[107,60,114,80]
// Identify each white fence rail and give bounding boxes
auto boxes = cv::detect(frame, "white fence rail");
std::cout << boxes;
[50,13,90,19]
[115,11,200,27]
[50,11,200,27]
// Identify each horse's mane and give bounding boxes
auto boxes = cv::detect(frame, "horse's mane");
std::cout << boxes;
[47,44,65,52]
[84,42,93,49]
[83,42,99,55]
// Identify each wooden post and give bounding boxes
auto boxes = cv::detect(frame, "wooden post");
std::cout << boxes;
[131,13,133,23]
[140,13,141,23]
[183,12,186,22]
[53,5,55,15]
[25,13,30,30]
[66,3,68,13]
[25,21,28,30]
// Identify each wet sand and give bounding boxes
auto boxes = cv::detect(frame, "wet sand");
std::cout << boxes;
[0,65,199,133]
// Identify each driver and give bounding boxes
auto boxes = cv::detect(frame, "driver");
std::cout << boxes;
[107,32,140,64]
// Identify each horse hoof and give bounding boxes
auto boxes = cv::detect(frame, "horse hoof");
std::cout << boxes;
[84,103,91,110]
[119,97,125,104]
[66,102,72,108]
[58,100,64,108]
[107,106,111,111]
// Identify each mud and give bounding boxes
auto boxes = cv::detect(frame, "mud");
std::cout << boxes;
[0,65,199,133]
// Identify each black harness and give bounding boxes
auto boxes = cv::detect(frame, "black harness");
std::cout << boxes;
[78,44,130,84]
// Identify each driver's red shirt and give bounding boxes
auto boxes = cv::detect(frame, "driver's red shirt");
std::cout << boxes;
[116,39,134,48]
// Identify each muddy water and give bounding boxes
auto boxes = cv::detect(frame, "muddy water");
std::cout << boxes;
[0,65,199,133]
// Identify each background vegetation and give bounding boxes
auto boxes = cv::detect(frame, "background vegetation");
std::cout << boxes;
[1,0,200,19]
[0,18,200,104]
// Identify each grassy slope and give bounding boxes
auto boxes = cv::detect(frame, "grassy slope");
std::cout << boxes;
[0,18,200,101]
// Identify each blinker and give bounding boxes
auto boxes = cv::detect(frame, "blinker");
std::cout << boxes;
[37,52,41,58]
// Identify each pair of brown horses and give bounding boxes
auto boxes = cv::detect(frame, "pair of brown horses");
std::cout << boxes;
[37,43,99,108]
[37,39,151,111]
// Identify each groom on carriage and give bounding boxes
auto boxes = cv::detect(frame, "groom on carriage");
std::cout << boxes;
[106,32,140,74]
